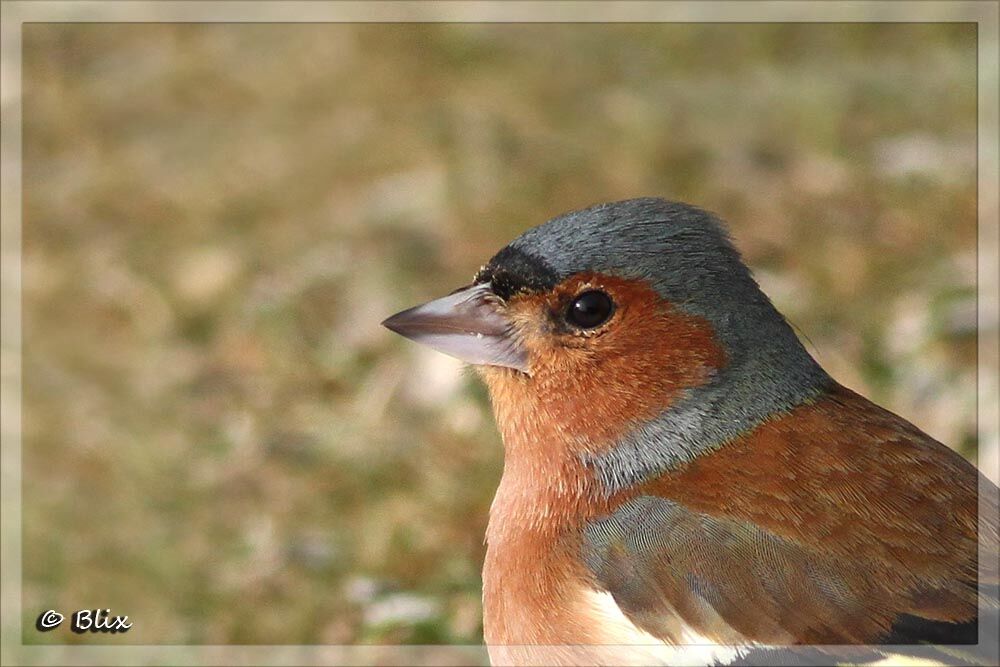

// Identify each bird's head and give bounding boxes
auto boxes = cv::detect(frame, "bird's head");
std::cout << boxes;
[383,198,830,480]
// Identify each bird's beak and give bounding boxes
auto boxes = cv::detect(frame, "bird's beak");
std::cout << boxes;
[381,283,529,374]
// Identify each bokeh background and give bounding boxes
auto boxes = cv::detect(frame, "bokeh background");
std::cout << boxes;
[19,23,988,645]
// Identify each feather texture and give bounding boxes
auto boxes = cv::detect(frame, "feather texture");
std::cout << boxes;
[582,385,998,650]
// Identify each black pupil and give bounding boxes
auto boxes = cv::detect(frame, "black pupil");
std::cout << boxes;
[567,291,613,329]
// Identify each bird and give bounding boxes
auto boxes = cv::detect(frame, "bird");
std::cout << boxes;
[381,198,999,666]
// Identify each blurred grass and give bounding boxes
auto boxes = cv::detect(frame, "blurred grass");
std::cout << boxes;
[19,23,983,644]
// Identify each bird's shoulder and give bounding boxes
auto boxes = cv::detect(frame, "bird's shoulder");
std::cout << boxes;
[582,384,996,647]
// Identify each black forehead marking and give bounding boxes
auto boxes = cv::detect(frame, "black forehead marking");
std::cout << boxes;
[474,245,561,301]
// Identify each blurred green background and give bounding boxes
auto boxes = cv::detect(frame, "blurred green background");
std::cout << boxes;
[20,23,984,645]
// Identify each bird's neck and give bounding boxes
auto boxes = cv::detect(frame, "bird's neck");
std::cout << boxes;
[480,396,619,651]
[579,309,835,495]
[484,397,607,544]
[477,342,715,541]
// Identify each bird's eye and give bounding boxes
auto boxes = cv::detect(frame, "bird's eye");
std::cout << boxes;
[566,290,614,329]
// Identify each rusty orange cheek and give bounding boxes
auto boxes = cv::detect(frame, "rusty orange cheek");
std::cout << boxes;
[487,274,726,454]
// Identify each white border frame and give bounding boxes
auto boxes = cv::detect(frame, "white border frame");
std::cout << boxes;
[2,2,997,665]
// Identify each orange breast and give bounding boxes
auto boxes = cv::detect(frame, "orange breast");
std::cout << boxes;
[478,274,728,659]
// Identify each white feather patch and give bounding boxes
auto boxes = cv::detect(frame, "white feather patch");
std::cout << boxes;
[582,589,748,666]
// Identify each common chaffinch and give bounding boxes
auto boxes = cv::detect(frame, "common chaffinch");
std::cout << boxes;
[382,198,999,666]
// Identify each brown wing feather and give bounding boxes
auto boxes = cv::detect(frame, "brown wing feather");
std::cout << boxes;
[583,384,998,646]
